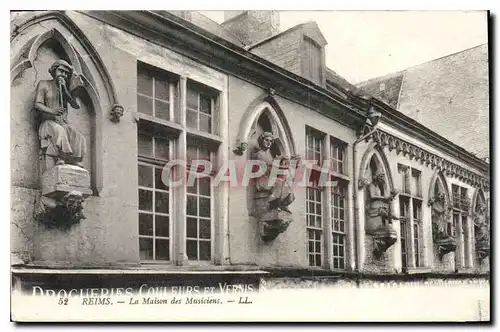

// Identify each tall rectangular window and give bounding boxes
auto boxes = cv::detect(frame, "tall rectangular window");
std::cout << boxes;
[411,169,422,197]
[399,196,410,269]
[306,127,323,166]
[137,63,175,121]
[186,81,215,134]
[307,186,323,267]
[137,131,171,261]
[331,183,347,269]
[136,61,221,265]
[186,143,213,261]
[412,199,422,267]
[330,138,346,174]
[398,164,410,195]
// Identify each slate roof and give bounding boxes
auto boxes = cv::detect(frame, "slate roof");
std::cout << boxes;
[357,44,489,160]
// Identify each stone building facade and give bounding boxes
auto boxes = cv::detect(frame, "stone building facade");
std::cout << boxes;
[10,10,490,319]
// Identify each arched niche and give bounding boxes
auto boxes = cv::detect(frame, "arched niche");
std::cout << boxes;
[358,142,395,193]
[358,143,398,254]
[11,13,118,194]
[233,94,296,157]
[428,171,451,207]
[472,187,489,259]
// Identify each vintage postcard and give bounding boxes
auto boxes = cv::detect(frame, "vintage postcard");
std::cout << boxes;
[10,10,490,322]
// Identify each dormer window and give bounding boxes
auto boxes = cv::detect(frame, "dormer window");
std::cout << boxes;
[303,36,323,85]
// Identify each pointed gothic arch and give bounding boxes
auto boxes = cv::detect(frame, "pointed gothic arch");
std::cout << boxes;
[10,12,120,194]
[233,93,296,157]
[428,170,451,207]
[358,142,395,192]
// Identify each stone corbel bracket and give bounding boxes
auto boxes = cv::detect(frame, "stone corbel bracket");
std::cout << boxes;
[369,225,398,257]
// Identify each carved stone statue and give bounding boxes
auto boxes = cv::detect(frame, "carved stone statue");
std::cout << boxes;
[362,170,398,255]
[34,59,86,169]
[473,202,490,259]
[33,60,92,229]
[250,132,300,242]
[428,187,456,258]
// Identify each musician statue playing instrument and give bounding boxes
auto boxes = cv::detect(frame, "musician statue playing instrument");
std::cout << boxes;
[34,60,86,169]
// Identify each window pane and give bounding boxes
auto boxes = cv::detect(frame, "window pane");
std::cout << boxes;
[187,177,198,194]
[200,95,211,114]
[155,100,170,121]
[155,167,169,191]
[138,164,153,188]
[199,219,211,239]
[137,70,153,96]
[139,237,153,260]
[155,79,169,100]
[186,110,198,130]
[155,239,169,261]
[199,114,211,133]
[199,241,211,261]
[154,137,170,160]
[155,191,169,214]
[187,195,197,216]
[187,218,198,238]
[187,88,198,110]
[139,213,153,236]
[138,133,153,157]
[137,95,153,115]
[199,197,211,218]
[199,177,211,196]
[186,240,197,260]
[155,215,169,238]
[139,189,153,211]
[186,145,198,165]
[198,147,211,162]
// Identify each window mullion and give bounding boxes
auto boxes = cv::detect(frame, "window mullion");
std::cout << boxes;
[323,136,333,269]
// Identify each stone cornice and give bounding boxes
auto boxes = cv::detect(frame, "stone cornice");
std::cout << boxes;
[372,130,490,190]
[80,10,367,130]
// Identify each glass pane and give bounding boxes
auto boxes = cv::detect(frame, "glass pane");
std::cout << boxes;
[308,202,314,214]
[137,70,153,96]
[139,189,153,211]
[186,109,198,130]
[138,164,153,188]
[155,100,170,121]
[155,167,169,191]
[199,219,211,239]
[154,137,170,160]
[199,241,211,261]
[199,177,211,196]
[138,95,153,115]
[339,245,344,257]
[187,177,198,194]
[187,218,198,238]
[199,197,210,218]
[155,79,169,100]
[308,241,314,253]
[187,88,199,110]
[155,191,169,214]
[309,255,314,266]
[139,237,153,260]
[200,95,211,114]
[199,114,211,133]
[315,241,321,253]
[333,245,338,256]
[315,254,321,267]
[138,213,153,236]
[155,239,169,261]
[155,215,169,238]
[186,195,197,216]
[186,145,197,165]
[138,133,153,157]
[186,240,198,260]
[198,147,211,162]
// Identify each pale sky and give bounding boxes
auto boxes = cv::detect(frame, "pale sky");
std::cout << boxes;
[199,11,488,84]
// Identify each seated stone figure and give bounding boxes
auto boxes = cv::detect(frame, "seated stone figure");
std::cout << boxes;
[34,59,86,169]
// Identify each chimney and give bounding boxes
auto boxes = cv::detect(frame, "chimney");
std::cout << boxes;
[221,11,280,46]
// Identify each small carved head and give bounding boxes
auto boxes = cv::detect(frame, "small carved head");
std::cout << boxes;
[62,191,84,213]
[49,60,74,82]
[374,171,386,184]
[110,104,125,123]
[258,132,274,150]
